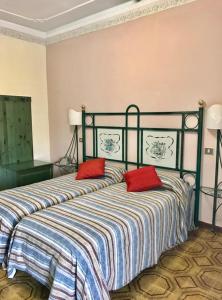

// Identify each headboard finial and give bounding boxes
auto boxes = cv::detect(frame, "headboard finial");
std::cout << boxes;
[81,105,86,112]
[198,99,206,108]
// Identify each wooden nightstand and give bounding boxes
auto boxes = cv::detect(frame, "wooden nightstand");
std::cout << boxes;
[0,160,53,190]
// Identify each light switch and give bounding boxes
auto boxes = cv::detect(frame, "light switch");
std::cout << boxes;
[205,148,214,155]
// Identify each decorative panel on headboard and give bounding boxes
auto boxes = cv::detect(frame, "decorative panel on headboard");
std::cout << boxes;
[0,95,33,165]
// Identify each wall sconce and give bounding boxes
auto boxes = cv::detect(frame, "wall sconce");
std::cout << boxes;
[55,109,82,174]
[67,109,82,167]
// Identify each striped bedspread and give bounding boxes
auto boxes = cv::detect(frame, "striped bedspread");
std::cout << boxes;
[0,165,124,266]
[7,173,192,300]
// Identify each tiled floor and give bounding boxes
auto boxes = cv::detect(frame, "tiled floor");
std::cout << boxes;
[0,228,222,300]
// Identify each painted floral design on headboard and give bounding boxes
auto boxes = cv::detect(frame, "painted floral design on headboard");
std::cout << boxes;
[99,133,120,156]
[146,135,175,161]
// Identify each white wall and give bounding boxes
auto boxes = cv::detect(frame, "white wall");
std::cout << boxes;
[0,35,50,161]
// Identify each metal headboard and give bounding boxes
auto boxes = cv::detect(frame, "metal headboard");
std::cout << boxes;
[82,102,204,225]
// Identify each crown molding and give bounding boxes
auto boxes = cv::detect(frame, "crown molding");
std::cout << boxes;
[0,19,46,44]
[0,0,198,45]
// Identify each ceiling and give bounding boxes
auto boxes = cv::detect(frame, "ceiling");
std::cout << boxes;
[0,0,130,31]
[0,0,197,44]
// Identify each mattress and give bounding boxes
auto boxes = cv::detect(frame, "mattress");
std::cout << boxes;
[7,173,193,300]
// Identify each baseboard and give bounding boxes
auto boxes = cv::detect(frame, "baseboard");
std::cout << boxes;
[198,221,222,233]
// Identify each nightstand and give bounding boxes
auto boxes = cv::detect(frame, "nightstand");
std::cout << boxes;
[201,186,222,231]
[0,160,53,190]
[54,162,78,176]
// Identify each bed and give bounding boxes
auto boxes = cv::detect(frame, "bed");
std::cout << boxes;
[7,172,193,300]
[5,103,204,300]
[0,165,125,266]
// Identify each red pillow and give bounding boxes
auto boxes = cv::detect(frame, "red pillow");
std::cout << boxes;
[76,158,105,180]
[123,166,162,192]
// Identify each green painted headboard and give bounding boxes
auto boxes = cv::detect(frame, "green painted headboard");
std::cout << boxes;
[81,102,204,225]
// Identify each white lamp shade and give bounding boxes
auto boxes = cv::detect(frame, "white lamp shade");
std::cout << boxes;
[68,109,82,126]
[206,104,222,129]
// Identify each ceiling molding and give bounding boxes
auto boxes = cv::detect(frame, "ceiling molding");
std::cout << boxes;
[0,19,46,44]
[0,0,198,45]
[46,0,197,44]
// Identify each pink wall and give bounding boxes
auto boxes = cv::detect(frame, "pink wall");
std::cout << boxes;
[47,0,222,225]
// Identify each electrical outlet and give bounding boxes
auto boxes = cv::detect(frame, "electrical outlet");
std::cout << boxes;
[79,138,83,142]
[205,148,214,155]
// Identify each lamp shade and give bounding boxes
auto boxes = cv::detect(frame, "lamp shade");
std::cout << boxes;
[206,104,222,129]
[68,109,82,126]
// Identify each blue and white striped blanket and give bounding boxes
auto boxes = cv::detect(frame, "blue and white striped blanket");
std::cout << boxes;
[0,165,125,265]
[7,173,192,300]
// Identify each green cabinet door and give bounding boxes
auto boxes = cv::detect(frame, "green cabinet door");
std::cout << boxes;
[0,96,33,164]
[0,99,8,165]
[0,95,34,190]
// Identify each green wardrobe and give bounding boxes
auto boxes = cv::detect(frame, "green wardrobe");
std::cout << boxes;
[0,95,52,190]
